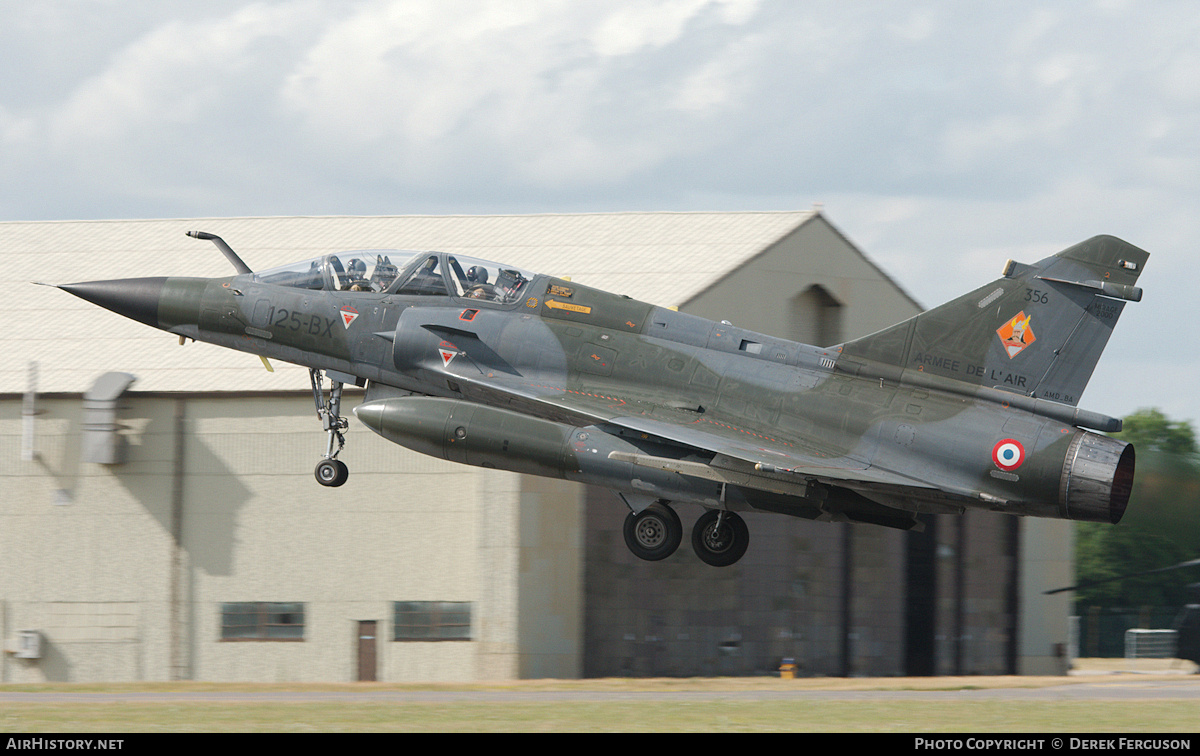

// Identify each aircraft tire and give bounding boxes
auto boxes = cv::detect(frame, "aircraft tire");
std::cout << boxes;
[623,502,682,561]
[315,458,349,487]
[691,509,749,567]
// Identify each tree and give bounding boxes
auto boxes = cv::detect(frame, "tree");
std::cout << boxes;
[1074,408,1200,612]
[1112,408,1197,455]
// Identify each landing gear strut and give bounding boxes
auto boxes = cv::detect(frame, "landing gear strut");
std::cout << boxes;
[311,369,349,487]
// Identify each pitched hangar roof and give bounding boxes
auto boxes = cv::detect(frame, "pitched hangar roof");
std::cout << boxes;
[1,209,898,394]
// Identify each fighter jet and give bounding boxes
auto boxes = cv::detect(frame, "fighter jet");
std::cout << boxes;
[51,231,1147,567]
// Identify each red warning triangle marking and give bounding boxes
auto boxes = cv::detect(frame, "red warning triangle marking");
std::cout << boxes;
[439,349,457,367]
[340,307,359,329]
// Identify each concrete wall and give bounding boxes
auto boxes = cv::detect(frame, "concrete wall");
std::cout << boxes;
[1018,518,1073,675]
[1,395,176,682]
[181,394,482,682]
[516,473,585,679]
[1,392,584,682]
[682,215,920,346]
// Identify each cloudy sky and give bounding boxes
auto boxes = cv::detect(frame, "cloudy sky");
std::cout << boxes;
[3,0,1197,425]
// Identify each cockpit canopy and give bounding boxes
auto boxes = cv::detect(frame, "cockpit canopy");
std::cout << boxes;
[252,251,534,304]
[402,253,534,304]
[253,251,409,293]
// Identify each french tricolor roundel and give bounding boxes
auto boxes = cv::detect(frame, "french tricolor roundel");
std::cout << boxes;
[992,439,1025,471]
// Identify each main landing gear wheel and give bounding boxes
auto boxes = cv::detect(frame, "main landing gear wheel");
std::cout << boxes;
[691,509,749,567]
[315,458,349,487]
[623,501,683,561]
[311,368,350,487]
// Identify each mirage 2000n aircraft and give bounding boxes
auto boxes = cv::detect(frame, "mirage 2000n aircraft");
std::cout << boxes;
[51,231,1146,567]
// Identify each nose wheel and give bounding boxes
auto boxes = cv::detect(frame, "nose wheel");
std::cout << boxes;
[315,458,349,487]
[311,369,350,487]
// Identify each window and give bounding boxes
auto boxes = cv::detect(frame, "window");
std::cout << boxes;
[327,252,403,292]
[221,602,305,641]
[392,255,450,296]
[393,601,472,641]
[252,252,413,292]
[446,255,532,304]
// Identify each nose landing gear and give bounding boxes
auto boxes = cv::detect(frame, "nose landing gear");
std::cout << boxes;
[311,369,349,487]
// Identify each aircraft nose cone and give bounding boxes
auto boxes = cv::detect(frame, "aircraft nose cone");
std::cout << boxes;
[58,277,168,329]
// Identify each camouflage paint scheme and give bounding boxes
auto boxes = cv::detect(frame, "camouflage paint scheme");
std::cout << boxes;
[55,234,1146,566]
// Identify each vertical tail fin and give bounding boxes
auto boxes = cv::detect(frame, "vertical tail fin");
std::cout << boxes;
[839,235,1148,407]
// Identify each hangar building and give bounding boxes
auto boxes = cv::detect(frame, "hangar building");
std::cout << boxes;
[0,211,1073,681]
